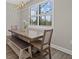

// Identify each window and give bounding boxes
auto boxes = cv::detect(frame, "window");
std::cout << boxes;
[30,16,38,25]
[31,6,38,16]
[30,0,53,26]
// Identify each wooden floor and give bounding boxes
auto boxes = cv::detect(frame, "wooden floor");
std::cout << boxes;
[6,45,72,59]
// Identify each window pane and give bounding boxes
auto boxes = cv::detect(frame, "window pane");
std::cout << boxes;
[39,15,52,25]
[39,0,52,14]
[31,6,38,16]
[31,16,38,25]
[46,15,52,25]
[39,16,46,25]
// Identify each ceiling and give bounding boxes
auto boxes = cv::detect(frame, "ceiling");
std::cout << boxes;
[6,0,31,4]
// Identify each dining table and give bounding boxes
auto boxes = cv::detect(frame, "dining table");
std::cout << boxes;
[8,29,44,42]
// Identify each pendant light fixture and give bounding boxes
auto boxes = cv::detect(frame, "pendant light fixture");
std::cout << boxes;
[16,1,26,9]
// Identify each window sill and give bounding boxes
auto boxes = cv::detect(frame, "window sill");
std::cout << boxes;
[28,25,53,30]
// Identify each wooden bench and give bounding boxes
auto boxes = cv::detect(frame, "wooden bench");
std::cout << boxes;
[7,36,32,59]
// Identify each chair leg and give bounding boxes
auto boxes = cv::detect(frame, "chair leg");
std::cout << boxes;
[49,47,51,59]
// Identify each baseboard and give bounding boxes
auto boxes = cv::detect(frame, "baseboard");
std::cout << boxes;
[51,44,72,55]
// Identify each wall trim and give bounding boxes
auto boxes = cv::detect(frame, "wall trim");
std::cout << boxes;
[51,44,72,55]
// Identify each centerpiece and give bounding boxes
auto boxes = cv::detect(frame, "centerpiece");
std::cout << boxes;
[23,20,29,32]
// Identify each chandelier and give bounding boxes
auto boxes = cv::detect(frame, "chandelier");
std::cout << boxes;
[16,1,26,9]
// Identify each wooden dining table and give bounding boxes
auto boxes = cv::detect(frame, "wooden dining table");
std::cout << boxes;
[8,29,44,42]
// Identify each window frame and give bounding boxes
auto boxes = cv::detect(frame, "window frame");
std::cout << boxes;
[30,0,54,26]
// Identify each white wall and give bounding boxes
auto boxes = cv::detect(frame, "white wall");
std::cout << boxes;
[53,0,72,52]
[6,2,20,35]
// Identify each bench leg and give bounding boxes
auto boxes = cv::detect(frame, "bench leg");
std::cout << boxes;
[28,46,32,58]
[19,49,24,59]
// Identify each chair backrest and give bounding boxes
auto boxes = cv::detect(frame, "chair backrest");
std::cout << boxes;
[42,29,53,46]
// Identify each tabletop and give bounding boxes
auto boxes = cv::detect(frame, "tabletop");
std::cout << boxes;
[8,29,44,40]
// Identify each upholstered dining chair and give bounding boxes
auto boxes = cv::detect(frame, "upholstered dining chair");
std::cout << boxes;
[31,29,53,59]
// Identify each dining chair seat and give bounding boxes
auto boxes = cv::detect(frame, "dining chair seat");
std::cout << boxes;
[31,40,49,50]
[31,40,42,49]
